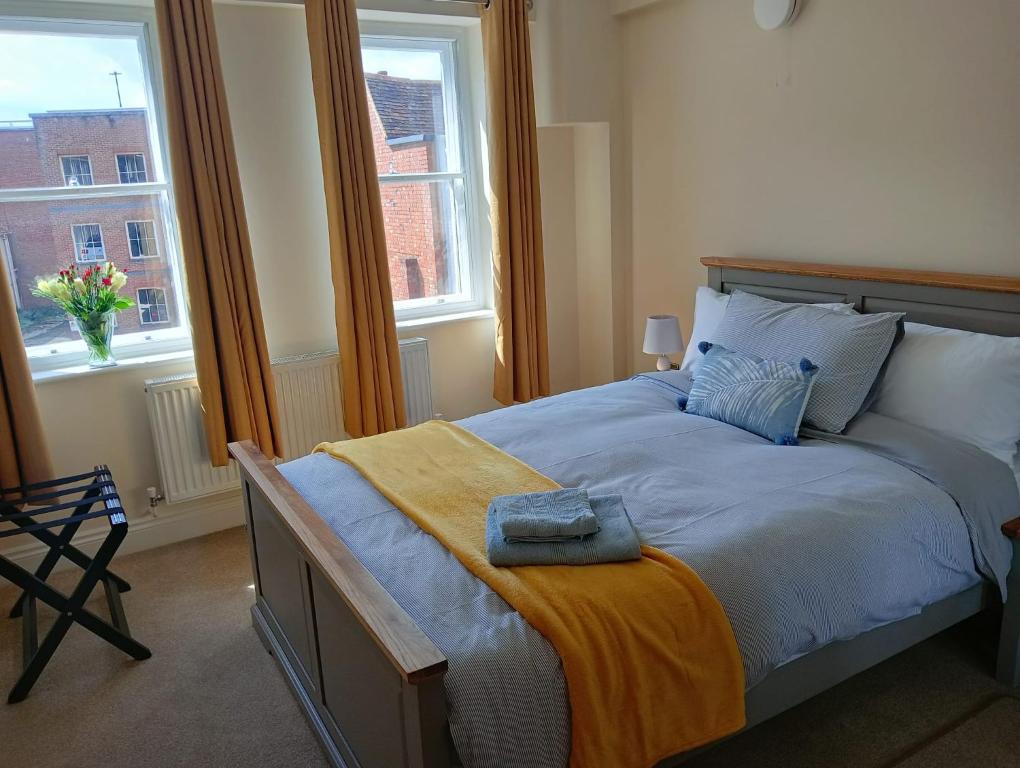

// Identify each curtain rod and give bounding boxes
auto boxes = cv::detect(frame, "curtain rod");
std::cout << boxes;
[431,0,536,11]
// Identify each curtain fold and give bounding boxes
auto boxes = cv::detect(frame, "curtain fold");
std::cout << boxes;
[0,260,54,496]
[482,0,550,406]
[155,0,282,466]
[305,0,406,438]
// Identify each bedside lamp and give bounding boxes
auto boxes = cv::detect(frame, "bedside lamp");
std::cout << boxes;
[643,315,685,371]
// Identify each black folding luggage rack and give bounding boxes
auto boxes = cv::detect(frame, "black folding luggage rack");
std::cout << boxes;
[0,465,151,703]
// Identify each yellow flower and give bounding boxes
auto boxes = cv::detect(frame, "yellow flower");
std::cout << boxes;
[73,277,85,289]
[53,282,71,302]
[35,278,52,295]
[111,271,127,290]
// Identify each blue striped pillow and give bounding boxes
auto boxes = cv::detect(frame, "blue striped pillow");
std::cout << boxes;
[712,291,903,433]
[680,343,819,446]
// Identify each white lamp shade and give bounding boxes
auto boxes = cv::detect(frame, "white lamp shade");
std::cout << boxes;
[642,315,685,355]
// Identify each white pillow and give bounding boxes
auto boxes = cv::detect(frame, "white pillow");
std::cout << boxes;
[870,322,1020,466]
[679,286,855,373]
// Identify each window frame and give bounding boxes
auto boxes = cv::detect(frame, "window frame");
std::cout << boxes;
[125,219,159,259]
[70,223,106,262]
[0,1,191,373]
[116,151,148,184]
[59,154,94,186]
[136,286,170,325]
[1,233,19,308]
[359,19,492,323]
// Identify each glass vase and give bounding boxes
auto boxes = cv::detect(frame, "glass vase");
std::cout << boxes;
[74,311,117,368]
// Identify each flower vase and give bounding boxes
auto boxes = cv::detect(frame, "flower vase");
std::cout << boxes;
[75,311,117,368]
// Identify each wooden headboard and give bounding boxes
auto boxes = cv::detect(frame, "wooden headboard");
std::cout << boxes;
[702,257,1020,337]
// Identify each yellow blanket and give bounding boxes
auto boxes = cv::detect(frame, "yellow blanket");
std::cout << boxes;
[315,421,745,767]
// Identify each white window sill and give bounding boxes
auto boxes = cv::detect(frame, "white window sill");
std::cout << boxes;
[30,309,493,384]
[32,349,195,384]
[396,308,494,330]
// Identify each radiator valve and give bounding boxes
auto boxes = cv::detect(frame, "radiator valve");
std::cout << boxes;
[146,486,165,511]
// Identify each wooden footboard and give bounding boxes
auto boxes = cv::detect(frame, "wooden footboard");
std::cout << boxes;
[229,441,452,768]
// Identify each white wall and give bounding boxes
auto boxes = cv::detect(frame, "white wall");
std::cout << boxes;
[621,0,1020,371]
[532,0,631,379]
[539,123,615,393]
[215,2,337,359]
[538,126,580,394]
[572,123,615,387]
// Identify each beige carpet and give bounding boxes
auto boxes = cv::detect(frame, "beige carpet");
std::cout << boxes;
[893,697,1020,768]
[1,526,1017,768]
[0,527,329,768]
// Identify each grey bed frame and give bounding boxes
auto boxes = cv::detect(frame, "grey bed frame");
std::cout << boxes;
[229,257,1020,768]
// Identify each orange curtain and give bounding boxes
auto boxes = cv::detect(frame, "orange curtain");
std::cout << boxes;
[155,0,283,466]
[482,0,550,406]
[0,260,54,496]
[305,0,406,438]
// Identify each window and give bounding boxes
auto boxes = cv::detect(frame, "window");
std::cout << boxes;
[360,24,489,320]
[60,155,93,186]
[126,220,158,258]
[72,224,105,262]
[0,8,190,369]
[117,152,147,184]
[137,287,169,324]
[1,233,18,308]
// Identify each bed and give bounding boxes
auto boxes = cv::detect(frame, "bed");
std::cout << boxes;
[230,258,1020,768]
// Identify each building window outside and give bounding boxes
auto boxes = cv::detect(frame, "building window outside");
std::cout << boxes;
[137,287,170,324]
[72,224,106,262]
[0,10,190,368]
[60,155,93,186]
[126,220,158,258]
[361,26,488,320]
[117,152,147,184]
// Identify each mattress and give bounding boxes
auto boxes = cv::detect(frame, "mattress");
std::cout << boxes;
[279,371,1017,768]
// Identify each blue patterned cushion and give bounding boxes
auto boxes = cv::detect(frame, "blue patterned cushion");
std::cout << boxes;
[680,342,819,446]
[712,291,903,433]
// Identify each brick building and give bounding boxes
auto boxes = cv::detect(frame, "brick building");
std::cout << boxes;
[0,108,178,347]
[366,72,451,301]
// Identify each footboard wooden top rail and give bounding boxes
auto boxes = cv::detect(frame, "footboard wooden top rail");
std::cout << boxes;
[229,440,448,683]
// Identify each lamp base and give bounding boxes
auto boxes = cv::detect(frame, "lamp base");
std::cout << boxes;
[656,355,673,372]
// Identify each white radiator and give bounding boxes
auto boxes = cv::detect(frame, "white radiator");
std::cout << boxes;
[145,337,433,504]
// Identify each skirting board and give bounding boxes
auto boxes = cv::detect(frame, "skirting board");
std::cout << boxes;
[0,490,244,574]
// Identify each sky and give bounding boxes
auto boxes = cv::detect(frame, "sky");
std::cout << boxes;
[362,47,443,83]
[0,32,146,122]
[0,32,441,123]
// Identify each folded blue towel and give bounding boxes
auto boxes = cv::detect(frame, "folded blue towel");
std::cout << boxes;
[487,494,642,567]
[494,488,599,542]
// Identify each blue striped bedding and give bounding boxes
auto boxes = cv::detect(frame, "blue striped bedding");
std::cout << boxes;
[279,372,1018,768]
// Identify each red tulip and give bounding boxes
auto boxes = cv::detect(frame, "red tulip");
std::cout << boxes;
[103,277,112,286]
